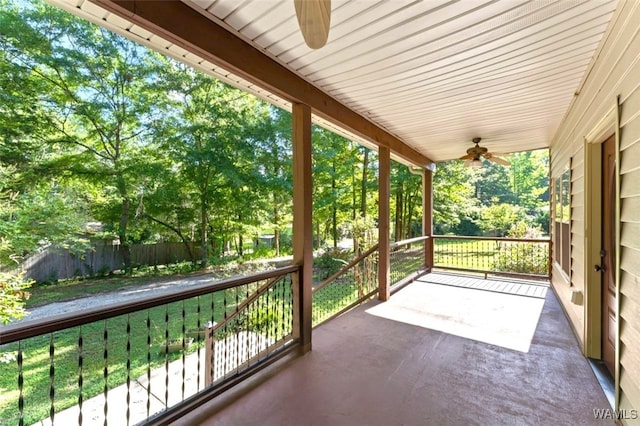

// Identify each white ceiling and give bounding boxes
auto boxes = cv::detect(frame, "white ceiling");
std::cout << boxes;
[50,0,619,163]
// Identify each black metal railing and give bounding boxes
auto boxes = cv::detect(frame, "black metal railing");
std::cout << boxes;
[0,266,299,426]
[312,244,379,327]
[390,236,430,288]
[432,235,551,279]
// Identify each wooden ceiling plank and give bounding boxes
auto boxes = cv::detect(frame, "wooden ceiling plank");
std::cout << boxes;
[361,60,591,114]
[337,32,604,100]
[321,8,613,91]
[359,73,583,123]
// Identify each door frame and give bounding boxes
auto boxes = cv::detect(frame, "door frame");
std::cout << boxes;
[583,99,621,407]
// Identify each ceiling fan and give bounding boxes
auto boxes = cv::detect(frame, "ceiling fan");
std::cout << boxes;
[459,138,511,168]
[294,0,331,49]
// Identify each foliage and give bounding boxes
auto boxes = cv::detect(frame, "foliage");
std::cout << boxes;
[0,272,33,324]
[0,0,175,273]
[349,213,377,252]
[492,224,549,275]
[391,164,422,241]
[241,306,282,335]
[432,161,477,234]
[0,185,92,266]
[312,126,372,247]
[434,150,549,236]
[314,248,352,280]
[479,202,527,237]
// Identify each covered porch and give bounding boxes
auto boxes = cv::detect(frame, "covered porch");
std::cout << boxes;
[179,272,612,426]
[2,0,636,424]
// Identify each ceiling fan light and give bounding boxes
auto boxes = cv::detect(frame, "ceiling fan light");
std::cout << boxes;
[470,158,483,169]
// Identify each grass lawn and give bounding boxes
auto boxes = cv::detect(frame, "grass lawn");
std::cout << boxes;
[434,238,500,271]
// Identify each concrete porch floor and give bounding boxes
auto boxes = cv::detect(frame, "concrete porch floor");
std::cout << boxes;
[176,274,613,426]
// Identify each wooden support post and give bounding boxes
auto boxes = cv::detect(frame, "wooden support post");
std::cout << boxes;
[378,147,390,301]
[423,169,434,271]
[292,103,313,353]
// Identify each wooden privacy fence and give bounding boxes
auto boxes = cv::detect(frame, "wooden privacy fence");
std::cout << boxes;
[20,242,202,283]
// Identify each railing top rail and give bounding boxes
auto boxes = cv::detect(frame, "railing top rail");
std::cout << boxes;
[390,235,430,249]
[0,264,300,344]
[432,235,551,243]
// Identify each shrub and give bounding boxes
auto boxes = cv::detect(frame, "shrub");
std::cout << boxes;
[492,225,548,275]
[314,248,352,279]
[0,272,33,324]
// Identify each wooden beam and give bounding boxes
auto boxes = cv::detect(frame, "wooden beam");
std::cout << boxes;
[378,146,390,301]
[92,0,432,167]
[291,103,313,353]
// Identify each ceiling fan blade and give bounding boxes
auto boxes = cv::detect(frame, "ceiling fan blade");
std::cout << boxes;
[294,0,331,49]
[485,154,511,166]
[459,153,473,160]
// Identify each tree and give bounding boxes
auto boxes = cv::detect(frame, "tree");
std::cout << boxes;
[432,161,478,234]
[390,163,422,241]
[312,127,358,247]
[253,107,292,256]
[162,66,262,265]
[1,1,172,271]
[480,202,527,237]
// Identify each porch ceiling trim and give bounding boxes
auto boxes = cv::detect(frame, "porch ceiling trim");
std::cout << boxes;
[90,0,433,167]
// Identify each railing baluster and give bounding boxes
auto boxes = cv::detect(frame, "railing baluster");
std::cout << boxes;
[164,305,169,407]
[269,285,275,351]
[281,277,287,340]
[196,295,201,391]
[181,300,186,402]
[103,321,108,426]
[235,286,240,375]
[263,283,269,357]
[126,315,131,426]
[222,289,228,379]
[49,334,55,424]
[146,311,151,419]
[18,341,24,426]
[214,290,219,384]
[245,284,251,367]
[78,327,84,426]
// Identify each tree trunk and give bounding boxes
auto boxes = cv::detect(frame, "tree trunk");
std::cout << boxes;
[351,161,357,221]
[119,198,132,272]
[116,174,131,272]
[394,188,403,242]
[360,148,369,217]
[237,213,243,256]
[332,159,338,248]
[200,196,208,268]
[315,221,321,249]
[272,194,280,256]
[143,213,196,265]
